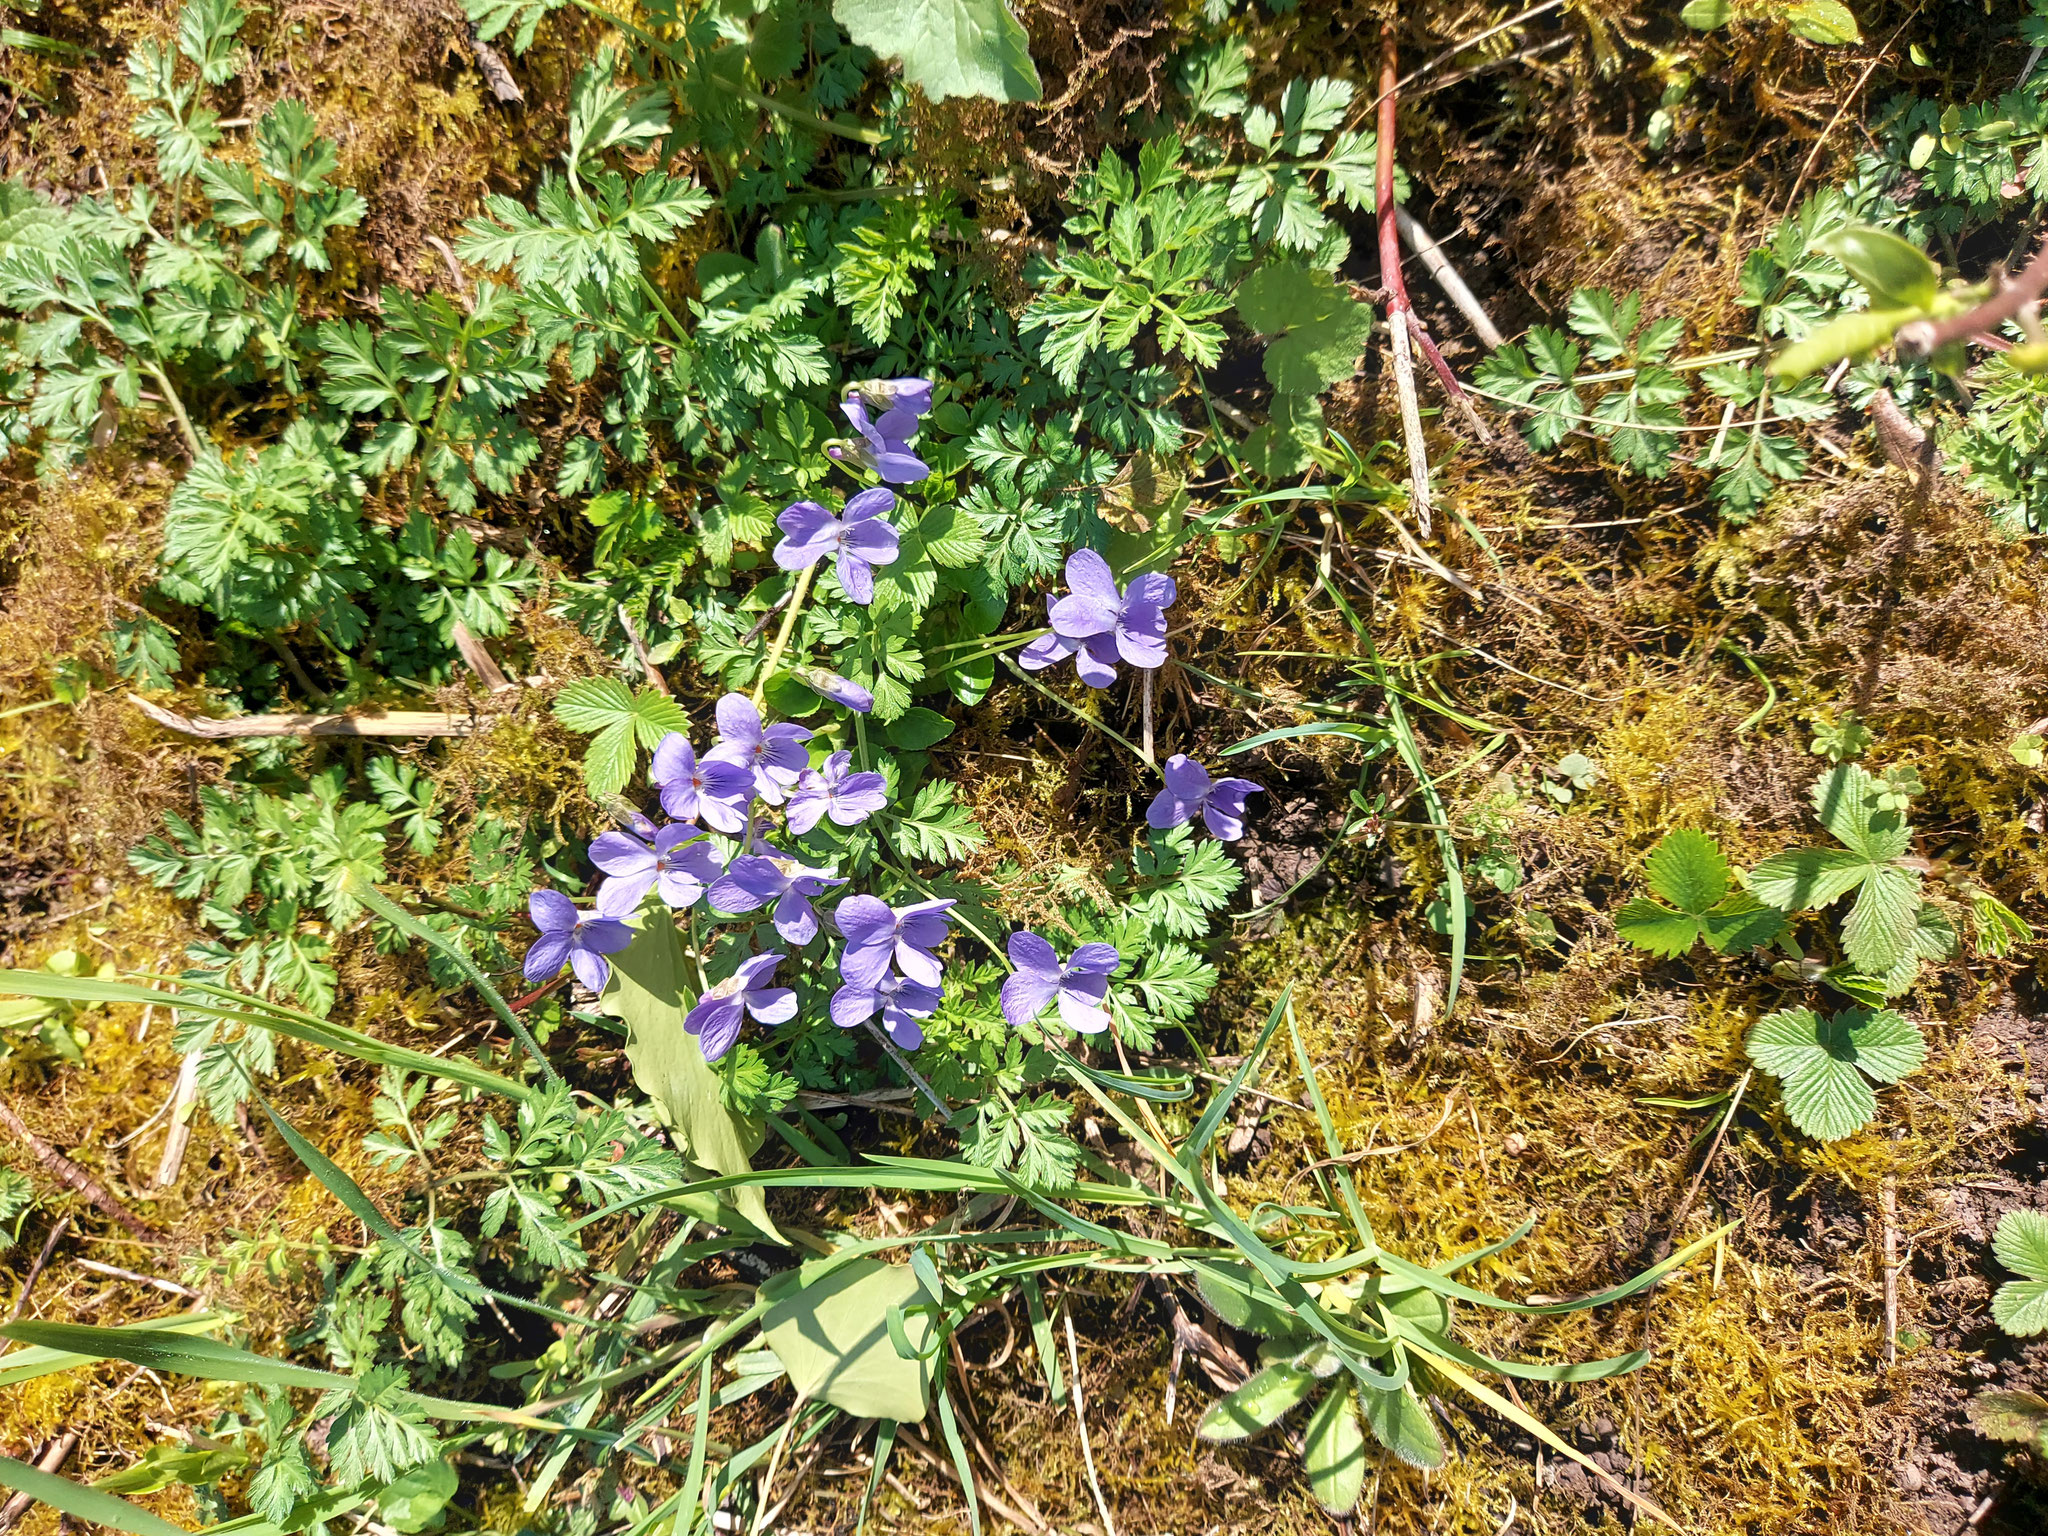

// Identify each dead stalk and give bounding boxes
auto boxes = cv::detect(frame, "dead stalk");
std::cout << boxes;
[1065,1308,1118,1536]
[1377,22,1434,537]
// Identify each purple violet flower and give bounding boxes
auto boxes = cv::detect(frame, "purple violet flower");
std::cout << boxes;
[792,666,874,714]
[649,734,754,835]
[773,488,901,605]
[706,694,814,805]
[683,951,797,1063]
[1147,754,1265,841]
[706,854,846,945]
[824,378,932,484]
[523,889,633,995]
[834,894,956,988]
[786,751,890,835]
[1048,549,1175,670]
[830,971,943,1050]
[591,823,722,918]
[1018,594,1120,690]
[1000,931,1120,1034]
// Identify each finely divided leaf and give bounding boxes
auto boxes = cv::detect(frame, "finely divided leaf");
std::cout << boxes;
[1234,262,1374,395]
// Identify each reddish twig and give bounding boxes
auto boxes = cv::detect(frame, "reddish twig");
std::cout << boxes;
[1894,232,2048,358]
[0,1099,162,1242]
[1377,22,1433,536]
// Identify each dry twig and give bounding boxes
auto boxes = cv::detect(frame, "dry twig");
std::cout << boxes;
[130,694,480,739]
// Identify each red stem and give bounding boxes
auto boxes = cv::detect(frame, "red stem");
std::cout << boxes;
[1895,231,2048,358]
[1376,22,1406,316]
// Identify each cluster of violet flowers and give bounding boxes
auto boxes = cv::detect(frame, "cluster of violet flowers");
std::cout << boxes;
[524,373,1268,1071]
[522,691,933,1061]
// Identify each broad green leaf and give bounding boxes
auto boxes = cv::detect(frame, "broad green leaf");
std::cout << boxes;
[1234,263,1374,395]
[1786,0,1861,45]
[0,1456,192,1536]
[760,1257,936,1421]
[832,0,1041,103]
[1769,306,1921,381]
[1697,892,1789,954]
[1745,1006,1924,1141]
[1747,845,1871,913]
[883,707,954,750]
[1817,227,1937,310]
[0,1322,347,1392]
[1613,897,1704,958]
[1995,1209,2048,1283]
[1841,863,1923,974]
[1303,1383,1368,1514]
[1968,1389,2048,1444]
[1196,1362,1317,1440]
[1680,0,1733,31]
[1193,1261,1298,1338]
[1643,828,1727,914]
[375,1459,460,1533]
[604,918,782,1243]
[1358,1381,1445,1470]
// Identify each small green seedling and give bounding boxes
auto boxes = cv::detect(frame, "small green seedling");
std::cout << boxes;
[1541,752,1598,805]
[1614,829,1786,958]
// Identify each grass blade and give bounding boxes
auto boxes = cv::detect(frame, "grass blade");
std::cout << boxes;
[0,1322,347,1391]
[0,1455,193,1536]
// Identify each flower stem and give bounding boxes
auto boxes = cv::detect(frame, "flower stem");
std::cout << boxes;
[752,564,815,708]
[999,656,1161,778]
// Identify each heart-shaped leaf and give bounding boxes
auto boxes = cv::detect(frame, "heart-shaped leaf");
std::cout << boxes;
[761,1257,939,1422]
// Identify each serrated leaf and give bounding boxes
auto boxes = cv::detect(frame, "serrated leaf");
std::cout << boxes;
[1993,1278,2048,1337]
[1746,1005,1925,1140]
[1697,892,1788,954]
[1841,863,1923,975]
[1358,1381,1445,1471]
[553,680,687,798]
[1196,1362,1317,1441]
[832,0,1041,103]
[1643,828,1728,914]
[1304,1383,1368,1513]
[1995,1209,2048,1283]
[1234,262,1374,395]
[1747,845,1873,913]
[1968,1389,2048,1443]
[1614,898,1704,958]
[1811,763,1911,862]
